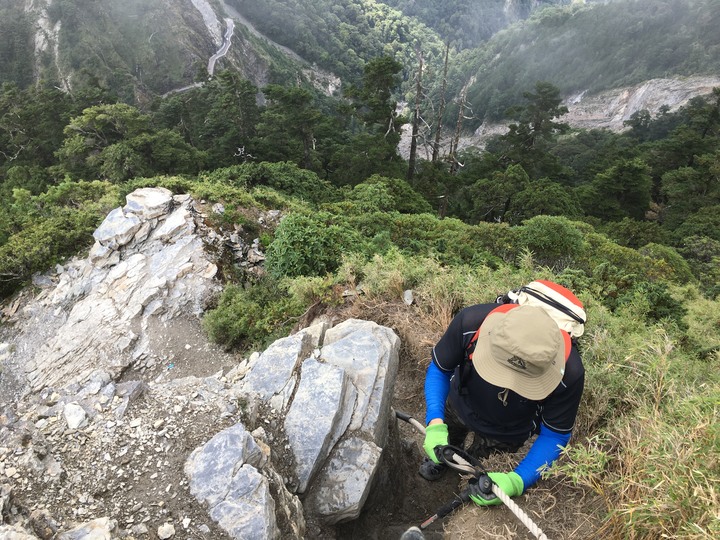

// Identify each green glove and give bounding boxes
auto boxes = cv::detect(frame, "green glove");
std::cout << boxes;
[468,472,524,507]
[422,423,448,464]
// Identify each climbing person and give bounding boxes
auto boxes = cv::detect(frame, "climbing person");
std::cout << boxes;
[420,281,586,507]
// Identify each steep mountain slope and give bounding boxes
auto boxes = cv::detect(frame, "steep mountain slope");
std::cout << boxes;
[382,0,581,49]
[4,0,717,123]
[457,0,720,125]
[0,0,317,102]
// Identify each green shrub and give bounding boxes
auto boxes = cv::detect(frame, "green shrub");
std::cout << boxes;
[638,243,695,284]
[343,211,514,266]
[200,162,336,204]
[681,284,720,353]
[202,278,305,350]
[2,165,52,196]
[677,235,720,297]
[347,182,396,213]
[265,212,362,278]
[0,180,118,299]
[0,208,112,298]
[616,281,689,332]
[602,217,671,249]
[517,215,586,268]
[673,205,720,243]
[506,178,584,225]
[361,175,433,214]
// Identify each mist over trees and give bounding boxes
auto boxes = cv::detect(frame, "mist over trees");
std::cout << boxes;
[459,0,720,124]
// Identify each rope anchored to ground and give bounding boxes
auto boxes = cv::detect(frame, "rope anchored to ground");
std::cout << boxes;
[396,410,550,540]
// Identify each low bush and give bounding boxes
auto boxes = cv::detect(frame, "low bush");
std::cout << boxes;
[360,175,433,214]
[202,277,306,350]
[265,212,362,278]
[199,162,336,204]
[517,215,586,268]
[616,281,689,333]
[638,243,695,284]
[0,180,119,299]
[559,321,719,538]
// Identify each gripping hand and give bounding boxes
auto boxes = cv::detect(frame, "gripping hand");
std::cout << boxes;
[422,423,448,463]
[468,472,524,507]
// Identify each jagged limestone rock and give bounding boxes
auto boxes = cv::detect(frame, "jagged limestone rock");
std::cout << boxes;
[123,187,173,220]
[208,466,277,540]
[294,319,331,349]
[319,319,401,447]
[92,207,142,250]
[184,423,278,540]
[56,517,117,540]
[238,332,312,413]
[306,436,382,524]
[283,358,357,494]
[10,189,220,394]
[0,524,39,539]
[227,319,400,523]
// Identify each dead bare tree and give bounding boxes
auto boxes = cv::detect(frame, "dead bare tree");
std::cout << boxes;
[439,78,474,219]
[407,48,424,183]
[448,83,469,176]
[432,41,450,163]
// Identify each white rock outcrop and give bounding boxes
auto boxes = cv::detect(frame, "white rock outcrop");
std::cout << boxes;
[0,191,403,539]
[13,188,220,394]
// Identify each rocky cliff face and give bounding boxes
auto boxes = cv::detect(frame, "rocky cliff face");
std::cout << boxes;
[562,75,720,131]
[401,75,720,159]
[17,0,254,97]
[16,0,337,100]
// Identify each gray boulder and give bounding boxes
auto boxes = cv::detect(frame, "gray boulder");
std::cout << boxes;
[9,188,220,394]
[284,358,357,494]
[185,423,278,540]
[306,436,382,524]
[231,318,400,524]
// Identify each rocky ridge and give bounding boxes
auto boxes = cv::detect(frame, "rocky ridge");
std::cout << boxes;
[0,188,404,540]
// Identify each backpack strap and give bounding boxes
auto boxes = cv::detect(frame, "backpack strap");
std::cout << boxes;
[458,303,517,395]
[520,285,586,324]
[458,327,481,395]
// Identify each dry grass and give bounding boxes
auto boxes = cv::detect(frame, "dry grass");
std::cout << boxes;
[323,252,720,539]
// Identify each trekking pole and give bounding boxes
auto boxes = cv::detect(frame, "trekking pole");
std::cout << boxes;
[418,487,471,529]
[395,410,550,540]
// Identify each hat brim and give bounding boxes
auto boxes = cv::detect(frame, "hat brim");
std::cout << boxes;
[471,305,570,400]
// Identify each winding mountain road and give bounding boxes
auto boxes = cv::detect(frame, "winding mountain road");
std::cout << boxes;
[208,18,235,76]
[162,17,234,97]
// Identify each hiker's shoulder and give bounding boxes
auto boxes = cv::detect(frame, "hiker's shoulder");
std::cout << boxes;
[454,303,498,330]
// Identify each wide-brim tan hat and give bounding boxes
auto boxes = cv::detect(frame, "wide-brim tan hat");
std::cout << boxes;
[471,304,571,400]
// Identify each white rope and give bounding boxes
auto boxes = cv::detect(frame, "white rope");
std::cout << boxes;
[489,484,549,540]
[451,452,550,540]
[397,412,550,540]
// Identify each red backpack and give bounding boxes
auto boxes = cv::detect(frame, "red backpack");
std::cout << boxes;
[499,280,586,339]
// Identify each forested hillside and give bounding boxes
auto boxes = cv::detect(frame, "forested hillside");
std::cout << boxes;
[226,0,446,83]
[0,0,307,102]
[382,0,573,49]
[458,0,720,123]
